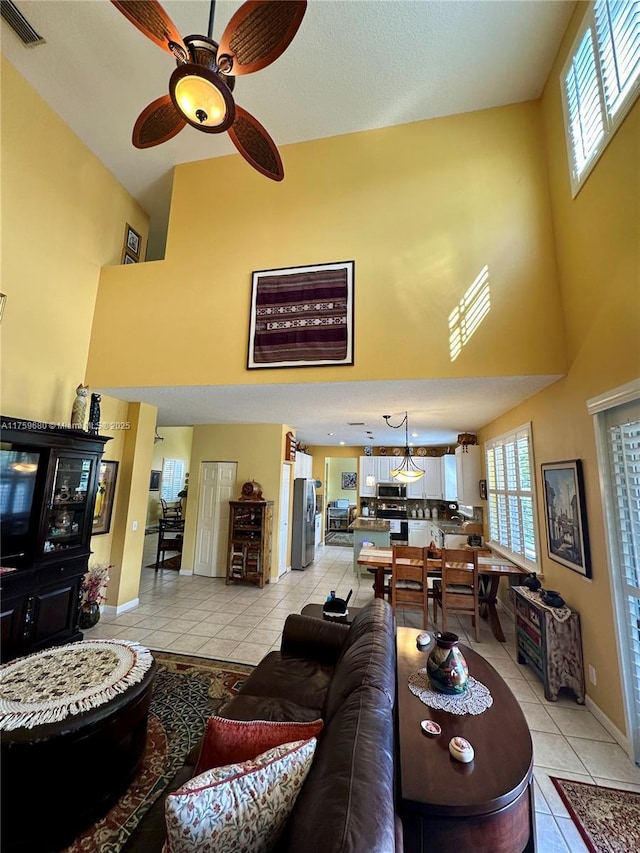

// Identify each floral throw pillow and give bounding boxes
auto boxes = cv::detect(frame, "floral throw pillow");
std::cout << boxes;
[194,715,323,775]
[164,738,317,853]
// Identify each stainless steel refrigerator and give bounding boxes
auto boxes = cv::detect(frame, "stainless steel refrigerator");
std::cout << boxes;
[291,478,316,570]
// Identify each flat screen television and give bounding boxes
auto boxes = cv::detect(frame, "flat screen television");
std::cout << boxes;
[0,446,44,568]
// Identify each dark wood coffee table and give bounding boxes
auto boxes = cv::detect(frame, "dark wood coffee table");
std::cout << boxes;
[396,627,535,853]
[300,603,361,624]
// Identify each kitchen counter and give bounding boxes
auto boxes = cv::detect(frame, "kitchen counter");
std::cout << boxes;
[350,519,391,575]
[349,518,391,532]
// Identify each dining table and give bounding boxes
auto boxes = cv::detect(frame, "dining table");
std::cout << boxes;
[357,546,528,642]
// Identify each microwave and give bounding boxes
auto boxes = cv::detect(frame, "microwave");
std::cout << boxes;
[377,483,407,499]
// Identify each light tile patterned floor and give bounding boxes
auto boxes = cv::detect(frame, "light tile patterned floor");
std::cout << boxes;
[92,536,640,852]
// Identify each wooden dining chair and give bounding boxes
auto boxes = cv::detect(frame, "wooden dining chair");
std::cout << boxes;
[390,545,429,629]
[155,518,184,571]
[160,498,182,520]
[432,548,481,641]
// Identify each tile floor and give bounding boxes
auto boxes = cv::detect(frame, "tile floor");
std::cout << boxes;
[91,535,640,852]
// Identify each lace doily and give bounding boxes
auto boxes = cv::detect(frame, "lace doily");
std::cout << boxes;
[517,586,572,622]
[408,668,493,715]
[0,640,154,731]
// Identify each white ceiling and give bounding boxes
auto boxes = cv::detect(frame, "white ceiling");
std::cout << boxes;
[2,0,573,446]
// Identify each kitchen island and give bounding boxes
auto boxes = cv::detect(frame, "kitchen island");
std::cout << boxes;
[349,518,391,576]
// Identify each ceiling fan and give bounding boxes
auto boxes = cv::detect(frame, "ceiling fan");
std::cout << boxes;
[111,0,307,180]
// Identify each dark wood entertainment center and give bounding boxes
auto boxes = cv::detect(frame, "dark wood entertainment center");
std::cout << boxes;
[1,416,110,662]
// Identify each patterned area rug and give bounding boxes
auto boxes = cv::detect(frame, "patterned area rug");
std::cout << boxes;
[64,652,253,853]
[550,776,640,853]
[324,531,354,546]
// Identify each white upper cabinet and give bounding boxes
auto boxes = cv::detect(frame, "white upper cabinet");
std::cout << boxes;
[359,456,377,496]
[294,451,313,480]
[455,445,481,506]
[441,454,457,501]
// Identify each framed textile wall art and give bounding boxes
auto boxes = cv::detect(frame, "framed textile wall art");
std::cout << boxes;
[247,261,354,369]
[93,460,119,535]
[541,459,591,578]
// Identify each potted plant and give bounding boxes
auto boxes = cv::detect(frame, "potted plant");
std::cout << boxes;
[79,563,112,629]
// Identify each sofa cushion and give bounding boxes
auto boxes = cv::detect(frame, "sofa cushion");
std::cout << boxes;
[218,693,324,723]
[323,600,396,722]
[195,715,323,775]
[230,650,335,711]
[165,738,317,853]
[283,686,396,853]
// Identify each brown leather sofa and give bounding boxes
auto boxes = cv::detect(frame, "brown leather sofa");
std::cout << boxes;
[124,598,401,852]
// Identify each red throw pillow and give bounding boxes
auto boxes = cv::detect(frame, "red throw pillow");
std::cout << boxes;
[195,716,324,775]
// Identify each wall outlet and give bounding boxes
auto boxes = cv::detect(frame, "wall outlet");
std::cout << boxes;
[588,664,597,686]
[132,520,138,532]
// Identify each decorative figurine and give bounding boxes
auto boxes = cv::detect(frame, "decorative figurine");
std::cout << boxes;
[71,383,89,429]
[88,393,101,435]
[449,736,474,763]
[523,572,541,592]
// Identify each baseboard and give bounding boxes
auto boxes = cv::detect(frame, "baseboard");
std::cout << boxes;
[102,598,139,616]
[584,695,632,758]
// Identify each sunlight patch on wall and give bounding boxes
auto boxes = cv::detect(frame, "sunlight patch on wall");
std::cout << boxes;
[449,265,491,362]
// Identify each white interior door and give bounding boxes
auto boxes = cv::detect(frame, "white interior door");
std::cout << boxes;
[194,461,237,577]
[279,463,291,576]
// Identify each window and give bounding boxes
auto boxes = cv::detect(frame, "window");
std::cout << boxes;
[485,423,538,569]
[561,0,640,195]
[588,382,640,763]
[161,458,185,502]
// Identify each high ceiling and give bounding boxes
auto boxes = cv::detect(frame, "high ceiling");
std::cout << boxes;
[2,0,573,446]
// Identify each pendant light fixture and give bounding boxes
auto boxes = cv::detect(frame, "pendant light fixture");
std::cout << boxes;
[382,412,424,483]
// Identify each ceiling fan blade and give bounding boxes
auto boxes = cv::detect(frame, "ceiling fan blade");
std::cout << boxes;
[217,0,307,76]
[132,95,186,149]
[111,1,187,59]
[228,106,284,181]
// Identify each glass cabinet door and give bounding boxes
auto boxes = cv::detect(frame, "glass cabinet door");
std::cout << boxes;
[44,454,94,554]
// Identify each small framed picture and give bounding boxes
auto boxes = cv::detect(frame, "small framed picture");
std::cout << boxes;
[122,249,138,265]
[125,223,141,258]
[93,460,119,535]
[541,459,591,578]
[150,470,161,491]
[0,293,6,321]
[342,472,357,490]
[479,479,487,500]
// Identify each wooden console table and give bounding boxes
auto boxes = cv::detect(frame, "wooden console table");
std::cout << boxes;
[396,627,535,853]
[512,586,585,703]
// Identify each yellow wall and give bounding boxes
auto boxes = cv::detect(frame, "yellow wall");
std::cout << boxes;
[87,102,566,389]
[327,458,359,503]
[479,5,640,734]
[147,426,194,525]
[0,58,149,422]
[182,423,287,577]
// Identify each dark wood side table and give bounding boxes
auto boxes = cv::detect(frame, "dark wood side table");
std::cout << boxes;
[396,627,536,853]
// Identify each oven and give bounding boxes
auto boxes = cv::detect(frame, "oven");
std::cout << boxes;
[377,507,408,545]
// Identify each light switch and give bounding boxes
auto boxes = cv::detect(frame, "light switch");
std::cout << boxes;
[132,521,138,531]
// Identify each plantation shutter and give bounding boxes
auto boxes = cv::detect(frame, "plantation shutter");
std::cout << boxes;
[485,424,538,568]
[161,458,185,501]
[565,26,605,177]
[595,0,640,116]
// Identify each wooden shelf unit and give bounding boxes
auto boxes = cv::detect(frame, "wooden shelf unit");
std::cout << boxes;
[512,586,585,704]
[226,500,273,588]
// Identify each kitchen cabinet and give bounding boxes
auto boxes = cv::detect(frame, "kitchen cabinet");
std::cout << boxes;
[294,451,313,480]
[455,445,481,506]
[441,454,457,501]
[377,456,396,482]
[359,456,377,497]
[0,417,110,663]
[408,520,430,547]
[406,457,442,499]
[226,501,273,588]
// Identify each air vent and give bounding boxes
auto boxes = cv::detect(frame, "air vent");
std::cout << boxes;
[1,0,45,47]
[348,422,366,426]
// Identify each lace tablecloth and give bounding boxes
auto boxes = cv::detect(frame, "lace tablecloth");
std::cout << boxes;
[0,639,153,730]
[408,668,493,715]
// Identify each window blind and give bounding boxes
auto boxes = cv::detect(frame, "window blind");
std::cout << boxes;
[561,0,640,194]
[161,458,185,502]
[485,424,538,568]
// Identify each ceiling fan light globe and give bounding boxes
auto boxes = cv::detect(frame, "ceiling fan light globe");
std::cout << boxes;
[169,64,235,133]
